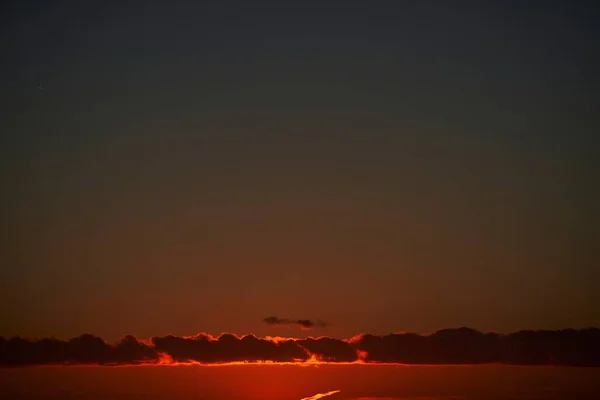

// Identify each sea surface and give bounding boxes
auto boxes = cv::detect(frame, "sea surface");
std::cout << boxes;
[1,364,599,399]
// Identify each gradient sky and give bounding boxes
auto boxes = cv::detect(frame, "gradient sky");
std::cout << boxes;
[1,0,598,341]
[3,364,600,400]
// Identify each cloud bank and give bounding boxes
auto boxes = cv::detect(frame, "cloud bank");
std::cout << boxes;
[263,316,329,330]
[1,327,599,368]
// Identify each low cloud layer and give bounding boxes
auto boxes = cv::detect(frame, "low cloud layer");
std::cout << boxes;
[263,316,329,330]
[2,327,599,368]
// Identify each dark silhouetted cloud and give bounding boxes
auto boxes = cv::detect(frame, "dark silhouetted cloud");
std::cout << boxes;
[0,334,157,367]
[1,327,599,368]
[151,333,307,363]
[263,316,329,330]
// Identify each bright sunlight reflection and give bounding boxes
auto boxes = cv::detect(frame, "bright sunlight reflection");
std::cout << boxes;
[301,390,341,400]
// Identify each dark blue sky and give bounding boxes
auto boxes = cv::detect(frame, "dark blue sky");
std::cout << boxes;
[1,0,598,340]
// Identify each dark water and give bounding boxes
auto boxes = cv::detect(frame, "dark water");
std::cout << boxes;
[1,364,599,399]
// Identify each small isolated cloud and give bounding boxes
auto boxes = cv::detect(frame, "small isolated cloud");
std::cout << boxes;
[263,316,329,330]
[301,389,341,400]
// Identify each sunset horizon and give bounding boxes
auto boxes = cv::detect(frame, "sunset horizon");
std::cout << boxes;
[2,0,598,398]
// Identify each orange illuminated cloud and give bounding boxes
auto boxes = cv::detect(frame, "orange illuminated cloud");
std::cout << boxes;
[1,327,600,368]
[301,389,341,400]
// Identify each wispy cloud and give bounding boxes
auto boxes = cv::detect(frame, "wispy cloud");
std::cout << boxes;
[263,316,329,330]
[301,389,341,400]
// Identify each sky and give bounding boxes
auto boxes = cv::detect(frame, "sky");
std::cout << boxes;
[1,0,599,342]
[3,364,600,400]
